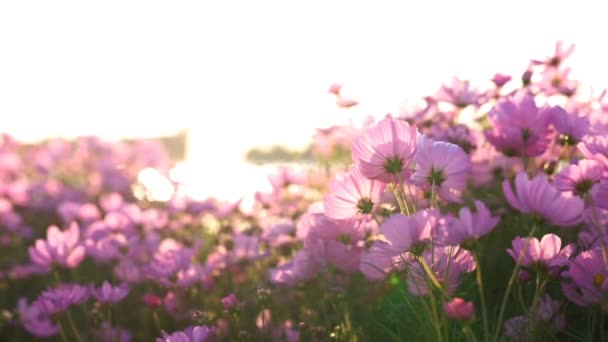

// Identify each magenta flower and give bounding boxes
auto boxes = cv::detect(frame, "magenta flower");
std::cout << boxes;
[28,222,86,270]
[324,165,386,221]
[380,209,439,255]
[440,200,499,245]
[491,73,512,87]
[156,325,214,342]
[507,234,574,269]
[443,298,474,321]
[503,172,584,227]
[561,247,608,309]
[221,293,238,310]
[531,40,575,68]
[554,159,603,197]
[550,106,589,145]
[17,298,60,338]
[352,116,420,183]
[408,246,475,296]
[359,241,401,281]
[35,283,90,315]
[411,136,471,203]
[91,281,130,303]
[485,90,553,157]
[436,77,484,108]
[578,135,608,176]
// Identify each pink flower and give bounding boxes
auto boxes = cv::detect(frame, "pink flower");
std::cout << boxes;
[485,90,553,157]
[156,325,214,342]
[436,77,484,108]
[221,293,238,310]
[380,209,439,255]
[352,116,420,183]
[554,159,603,197]
[578,135,608,177]
[336,96,358,108]
[503,172,584,227]
[561,247,608,309]
[324,165,386,221]
[440,200,499,245]
[35,284,90,315]
[491,73,512,87]
[328,83,342,95]
[507,234,574,269]
[531,40,575,68]
[17,298,60,338]
[90,281,130,303]
[408,246,475,296]
[28,222,86,270]
[359,241,398,281]
[411,136,471,203]
[443,298,474,321]
[550,106,589,145]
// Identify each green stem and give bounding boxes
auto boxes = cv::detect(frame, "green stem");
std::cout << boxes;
[392,184,410,215]
[67,310,84,342]
[418,256,442,291]
[57,319,69,342]
[463,325,479,342]
[473,252,489,342]
[493,223,537,341]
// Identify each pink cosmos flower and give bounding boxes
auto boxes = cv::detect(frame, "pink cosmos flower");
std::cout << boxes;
[549,106,589,146]
[407,246,475,296]
[507,234,574,269]
[221,293,238,310]
[503,172,584,227]
[554,159,603,197]
[352,116,420,183]
[485,90,553,157]
[491,73,512,87]
[443,298,474,321]
[324,165,386,221]
[380,209,439,255]
[359,241,401,281]
[28,222,86,270]
[411,136,471,203]
[578,135,608,176]
[531,40,575,68]
[561,247,608,309]
[436,77,484,108]
[17,298,60,338]
[35,283,90,315]
[90,281,130,303]
[156,325,214,342]
[328,83,342,95]
[439,200,499,245]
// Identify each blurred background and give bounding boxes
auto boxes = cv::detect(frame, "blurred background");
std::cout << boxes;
[1,0,607,200]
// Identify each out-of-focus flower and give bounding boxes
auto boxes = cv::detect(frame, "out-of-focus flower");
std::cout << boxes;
[439,200,499,245]
[90,281,130,303]
[554,159,603,197]
[436,77,484,107]
[380,209,439,255]
[156,325,213,342]
[486,90,553,157]
[503,172,584,227]
[507,234,574,269]
[29,222,86,270]
[561,247,608,309]
[35,284,90,315]
[221,293,238,310]
[443,298,474,321]
[352,116,420,183]
[412,136,471,203]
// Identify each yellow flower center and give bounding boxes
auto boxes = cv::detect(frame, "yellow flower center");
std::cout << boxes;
[593,274,606,288]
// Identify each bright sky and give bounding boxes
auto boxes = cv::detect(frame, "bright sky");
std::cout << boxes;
[1,1,607,199]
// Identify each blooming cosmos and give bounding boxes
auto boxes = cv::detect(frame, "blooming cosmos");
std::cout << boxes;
[352,116,420,183]
[506,234,574,269]
[503,172,584,227]
[324,165,386,221]
[28,222,86,270]
[411,136,471,203]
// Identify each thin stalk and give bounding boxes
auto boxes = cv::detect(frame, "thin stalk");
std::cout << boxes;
[58,319,69,342]
[418,256,442,291]
[493,223,537,341]
[588,199,608,269]
[67,310,84,342]
[473,251,489,342]
[463,325,479,342]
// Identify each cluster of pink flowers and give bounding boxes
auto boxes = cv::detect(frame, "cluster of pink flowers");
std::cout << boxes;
[4,41,608,341]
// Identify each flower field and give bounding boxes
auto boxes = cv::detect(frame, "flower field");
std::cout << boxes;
[2,41,608,341]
